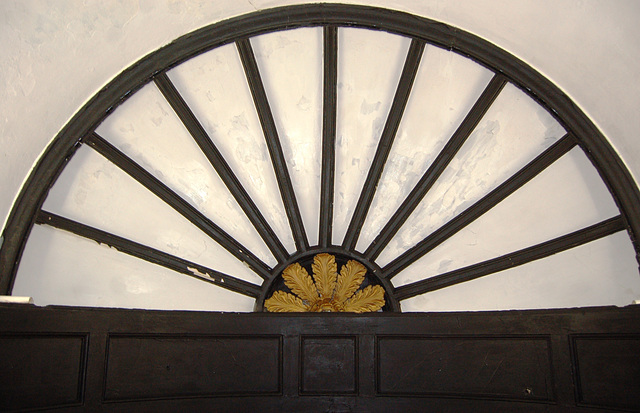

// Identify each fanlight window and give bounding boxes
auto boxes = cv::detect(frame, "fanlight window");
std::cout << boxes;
[3,6,639,313]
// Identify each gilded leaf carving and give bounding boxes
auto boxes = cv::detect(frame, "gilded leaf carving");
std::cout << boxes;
[334,260,367,302]
[342,285,385,313]
[265,254,385,313]
[311,253,338,298]
[264,290,309,312]
[282,262,318,304]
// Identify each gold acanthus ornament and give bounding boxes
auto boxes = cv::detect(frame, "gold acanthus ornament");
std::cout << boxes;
[265,253,385,313]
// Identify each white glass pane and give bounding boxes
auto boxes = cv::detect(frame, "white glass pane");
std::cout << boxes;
[12,225,254,312]
[333,28,412,245]
[357,45,494,252]
[95,82,276,266]
[400,232,640,312]
[377,83,566,266]
[167,43,296,253]
[393,148,621,287]
[252,28,322,246]
[42,145,263,285]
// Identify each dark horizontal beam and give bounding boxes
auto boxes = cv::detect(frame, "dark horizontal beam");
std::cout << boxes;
[154,72,288,263]
[342,38,426,250]
[383,133,578,279]
[319,25,338,249]
[84,132,272,280]
[395,215,626,301]
[37,210,262,298]
[365,73,507,260]
[236,38,309,252]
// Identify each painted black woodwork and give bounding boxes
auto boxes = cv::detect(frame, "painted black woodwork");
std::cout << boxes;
[300,336,358,395]
[36,210,261,298]
[104,335,281,401]
[1,304,639,412]
[382,133,579,279]
[394,216,626,299]
[570,335,640,411]
[154,72,289,263]
[2,4,640,301]
[377,336,553,401]
[319,25,338,249]
[83,132,272,280]
[0,333,87,411]
[1,6,639,411]
[237,38,309,253]
[364,74,507,260]
[341,38,425,250]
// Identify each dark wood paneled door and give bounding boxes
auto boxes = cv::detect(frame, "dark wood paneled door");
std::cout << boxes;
[1,304,639,412]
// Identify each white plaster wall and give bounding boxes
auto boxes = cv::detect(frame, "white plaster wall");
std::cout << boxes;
[2,0,640,309]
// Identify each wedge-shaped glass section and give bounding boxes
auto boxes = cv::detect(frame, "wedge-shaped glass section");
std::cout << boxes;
[400,232,640,312]
[377,83,566,266]
[12,225,255,311]
[392,148,621,287]
[167,43,296,253]
[332,28,412,245]
[96,82,276,266]
[42,146,263,284]
[252,28,323,246]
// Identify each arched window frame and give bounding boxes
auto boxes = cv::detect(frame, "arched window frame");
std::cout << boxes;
[1,4,639,311]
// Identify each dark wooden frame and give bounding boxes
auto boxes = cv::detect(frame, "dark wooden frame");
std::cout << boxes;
[1,304,639,411]
[1,4,639,312]
[2,6,640,411]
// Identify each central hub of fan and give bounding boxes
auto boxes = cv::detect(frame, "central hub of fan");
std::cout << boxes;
[262,251,392,312]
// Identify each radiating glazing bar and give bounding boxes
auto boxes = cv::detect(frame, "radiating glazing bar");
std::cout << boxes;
[154,72,288,263]
[319,26,338,248]
[236,38,309,252]
[383,133,578,278]
[366,74,508,260]
[342,38,426,250]
[37,210,262,298]
[395,215,626,300]
[84,132,271,280]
